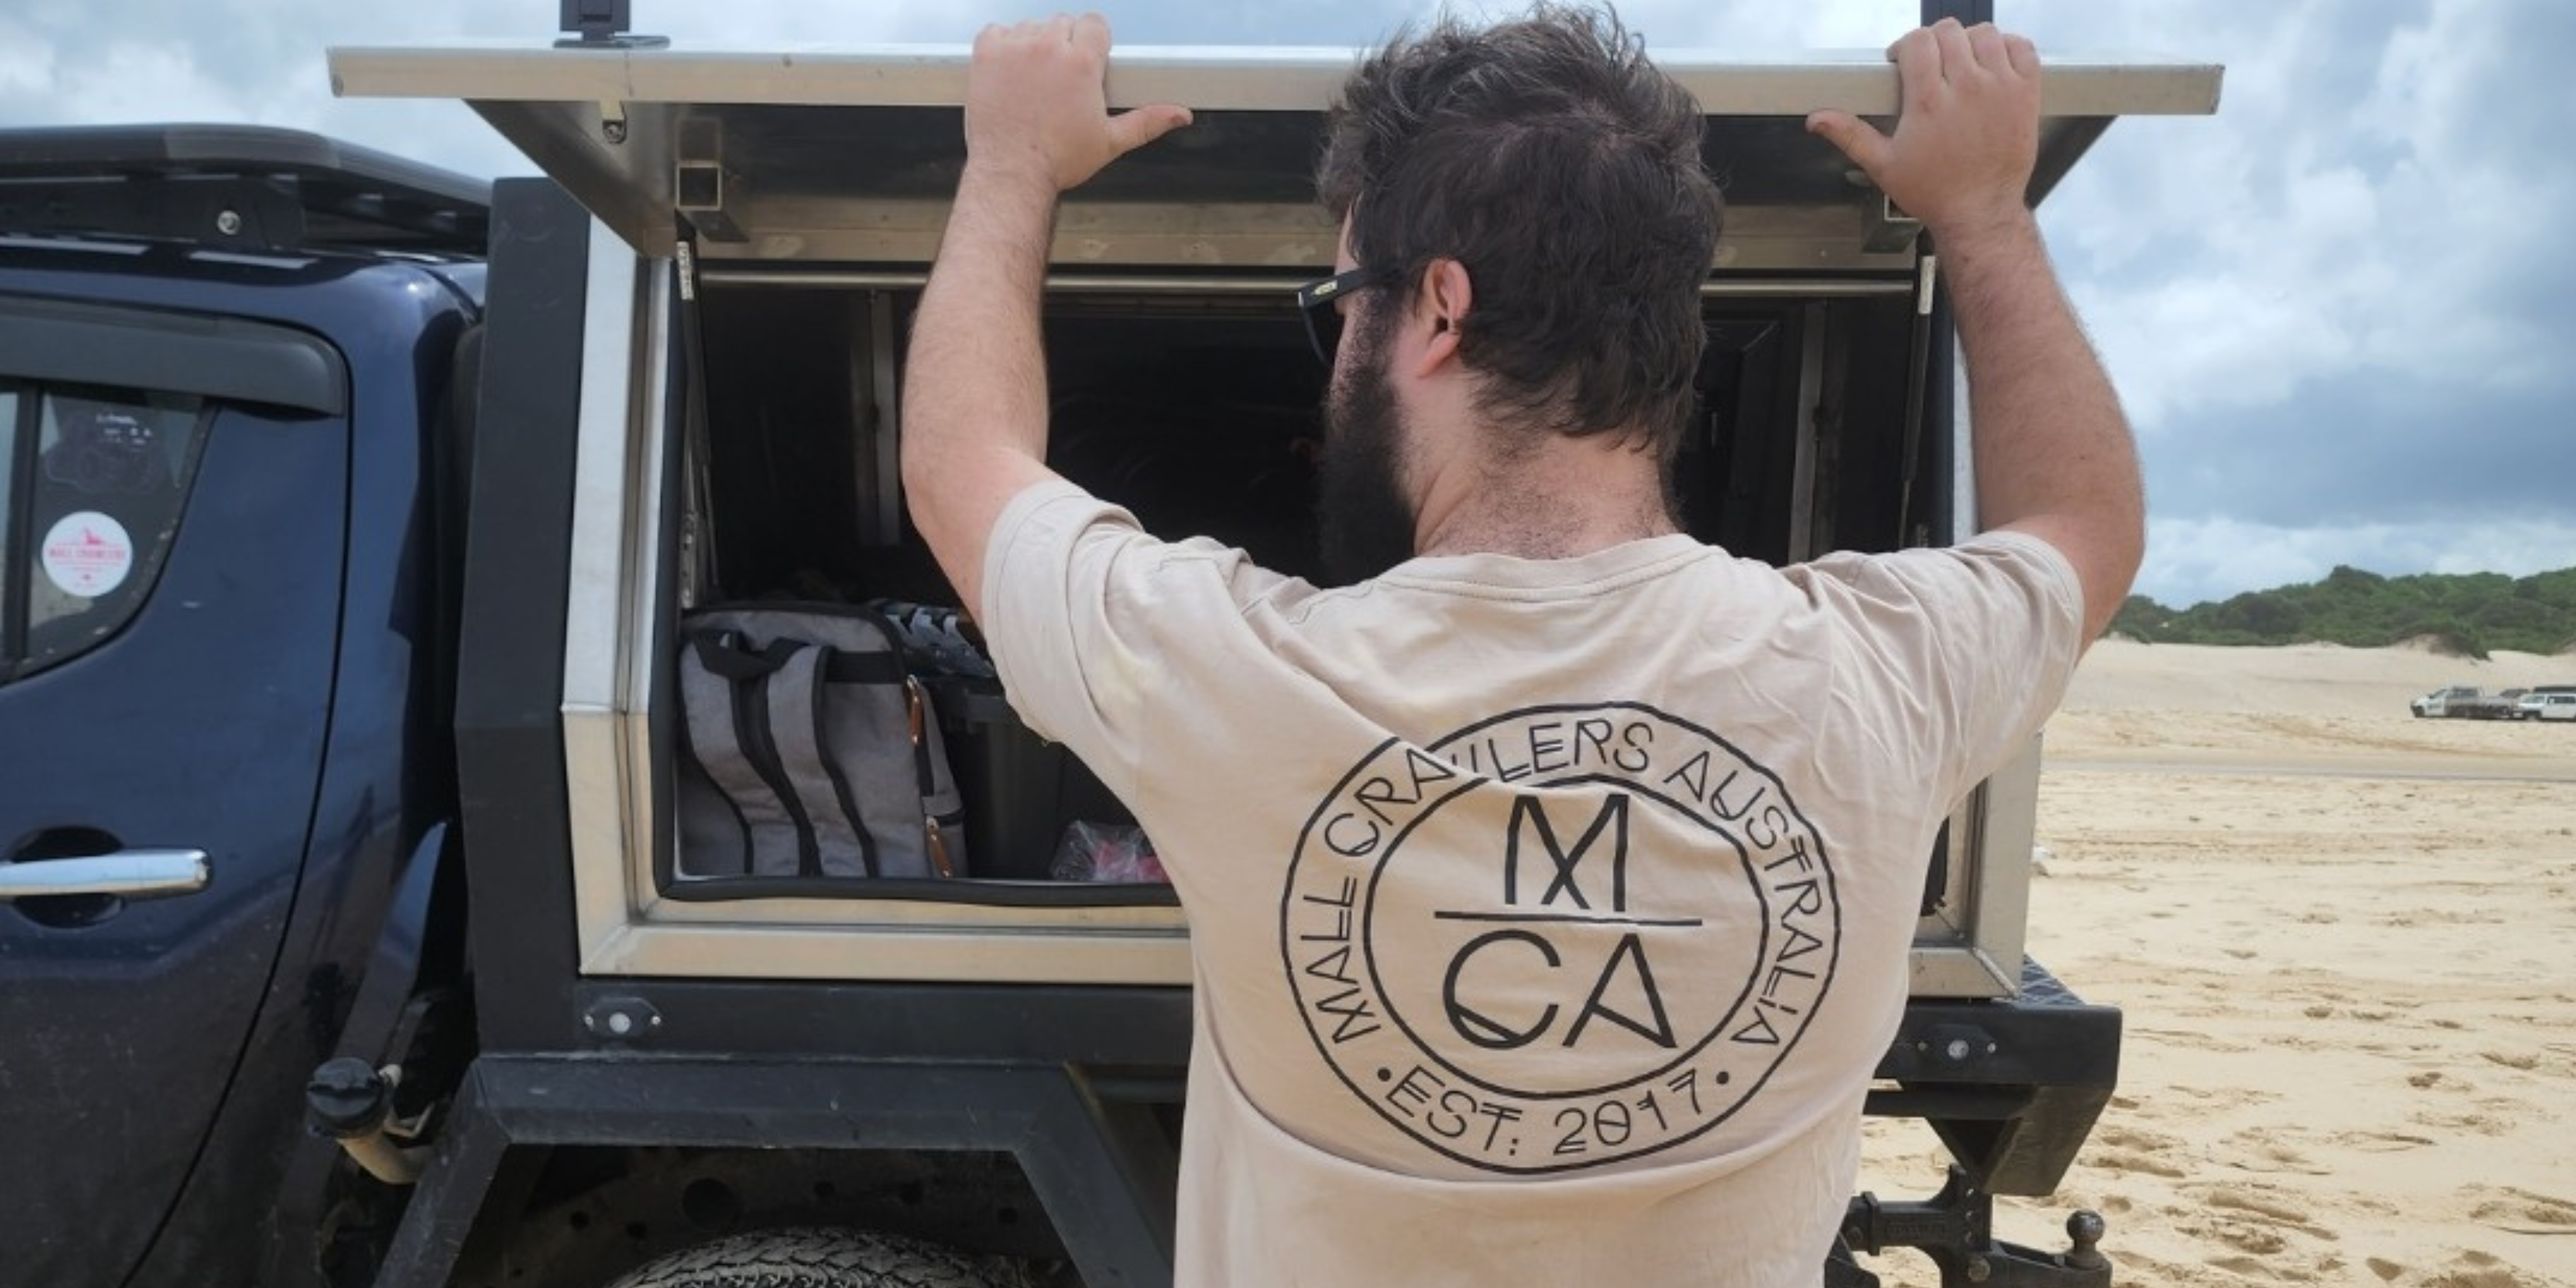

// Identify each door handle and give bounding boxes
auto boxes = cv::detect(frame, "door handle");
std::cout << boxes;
[0,848,210,900]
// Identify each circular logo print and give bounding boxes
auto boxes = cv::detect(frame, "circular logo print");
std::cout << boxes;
[40,511,136,599]
[1280,703,1839,1174]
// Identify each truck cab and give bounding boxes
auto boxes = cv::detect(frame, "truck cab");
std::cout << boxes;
[0,125,487,1288]
[0,14,2219,1288]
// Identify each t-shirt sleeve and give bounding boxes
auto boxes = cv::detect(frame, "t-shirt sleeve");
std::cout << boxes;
[977,480,1163,801]
[1803,531,2087,807]
[981,476,1305,810]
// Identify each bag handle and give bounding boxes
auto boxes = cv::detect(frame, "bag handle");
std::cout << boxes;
[765,643,885,878]
[688,630,807,682]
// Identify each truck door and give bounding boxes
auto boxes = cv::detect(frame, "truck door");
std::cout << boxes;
[0,298,350,1285]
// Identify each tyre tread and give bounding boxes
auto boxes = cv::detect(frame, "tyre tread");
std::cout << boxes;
[605,1227,1022,1288]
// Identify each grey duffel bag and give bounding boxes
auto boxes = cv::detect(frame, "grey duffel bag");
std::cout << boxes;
[674,604,968,885]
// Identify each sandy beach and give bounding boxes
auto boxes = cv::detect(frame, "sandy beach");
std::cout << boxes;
[1862,641,2576,1287]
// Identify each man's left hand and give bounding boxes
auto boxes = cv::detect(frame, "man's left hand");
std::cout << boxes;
[965,13,1193,194]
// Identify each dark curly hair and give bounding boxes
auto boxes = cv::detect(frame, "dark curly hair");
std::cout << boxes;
[1316,3,1723,455]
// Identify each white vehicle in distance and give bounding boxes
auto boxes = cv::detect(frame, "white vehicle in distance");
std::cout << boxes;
[2413,685,2519,719]
[2515,692,2576,722]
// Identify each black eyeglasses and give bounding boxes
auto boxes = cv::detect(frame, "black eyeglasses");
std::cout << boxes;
[1295,266,1405,366]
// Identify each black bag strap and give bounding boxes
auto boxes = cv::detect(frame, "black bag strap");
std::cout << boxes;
[688,630,806,682]
[765,643,884,878]
[680,630,812,876]
[825,650,908,684]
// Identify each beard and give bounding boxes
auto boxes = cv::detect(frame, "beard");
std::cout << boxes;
[1313,318,1419,587]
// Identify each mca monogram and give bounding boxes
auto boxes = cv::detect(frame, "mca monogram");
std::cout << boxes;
[1281,703,1841,1174]
[1445,795,1678,1054]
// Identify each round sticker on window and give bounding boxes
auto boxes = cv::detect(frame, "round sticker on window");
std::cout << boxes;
[40,511,136,598]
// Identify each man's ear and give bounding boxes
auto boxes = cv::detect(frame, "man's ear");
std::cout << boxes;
[1411,258,1473,378]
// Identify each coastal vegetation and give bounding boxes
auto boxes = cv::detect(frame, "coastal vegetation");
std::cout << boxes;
[2110,566,2576,659]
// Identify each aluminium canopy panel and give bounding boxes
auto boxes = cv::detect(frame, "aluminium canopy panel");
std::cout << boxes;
[330,42,2220,273]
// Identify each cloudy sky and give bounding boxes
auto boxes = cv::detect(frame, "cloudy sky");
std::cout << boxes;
[5,0,2568,608]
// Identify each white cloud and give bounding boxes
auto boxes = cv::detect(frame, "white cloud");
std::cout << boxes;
[1627,1,1892,50]
[48,41,266,125]
[2032,0,2575,439]
[0,19,55,97]
[1,0,1010,178]
[2141,514,2576,608]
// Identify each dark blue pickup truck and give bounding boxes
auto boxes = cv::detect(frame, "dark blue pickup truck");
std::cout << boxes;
[0,10,2215,1285]
[0,125,487,1288]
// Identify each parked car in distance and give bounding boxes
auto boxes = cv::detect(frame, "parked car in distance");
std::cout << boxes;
[2516,692,2576,722]
[2411,686,2520,719]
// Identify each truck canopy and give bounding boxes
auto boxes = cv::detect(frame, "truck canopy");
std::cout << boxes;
[328,41,2221,269]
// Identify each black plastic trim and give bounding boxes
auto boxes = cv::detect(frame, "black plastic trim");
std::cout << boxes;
[2,385,31,663]
[1922,0,1995,24]
[1870,958,2121,1195]
[0,293,347,414]
[453,179,590,1053]
[566,979,1193,1064]
[0,125,489,254]
[654,872,1182,906]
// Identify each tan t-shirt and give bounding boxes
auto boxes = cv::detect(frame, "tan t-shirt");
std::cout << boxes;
[982,479,2084,1288]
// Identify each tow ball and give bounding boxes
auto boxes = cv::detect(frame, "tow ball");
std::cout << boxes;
[1829,1166,2111,1288]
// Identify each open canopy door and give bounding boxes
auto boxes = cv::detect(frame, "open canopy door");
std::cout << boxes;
[331,42,2220,272]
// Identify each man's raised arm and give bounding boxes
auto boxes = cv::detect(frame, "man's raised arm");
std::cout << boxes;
[1808,19,2144,645]
[900,14,1191,613]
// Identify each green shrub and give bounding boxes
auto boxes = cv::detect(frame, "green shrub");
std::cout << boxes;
[2121,566,2570,654]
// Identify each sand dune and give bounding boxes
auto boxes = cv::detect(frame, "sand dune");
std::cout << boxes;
[1859,640,2576,1288]
[2064,640,2573,719]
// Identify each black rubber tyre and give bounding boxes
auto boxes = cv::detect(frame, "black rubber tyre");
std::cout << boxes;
[602,1228,1030,1288]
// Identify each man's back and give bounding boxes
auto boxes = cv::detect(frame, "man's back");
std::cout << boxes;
[981,480,2084,1284]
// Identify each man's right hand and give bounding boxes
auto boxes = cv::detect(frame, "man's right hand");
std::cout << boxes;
[1809,18,2143,650]
[964,13,1193,196]
[1806,19,2042,243]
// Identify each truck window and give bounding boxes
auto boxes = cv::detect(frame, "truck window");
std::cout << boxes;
[6,386,208,680]
[1,387,14,629]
